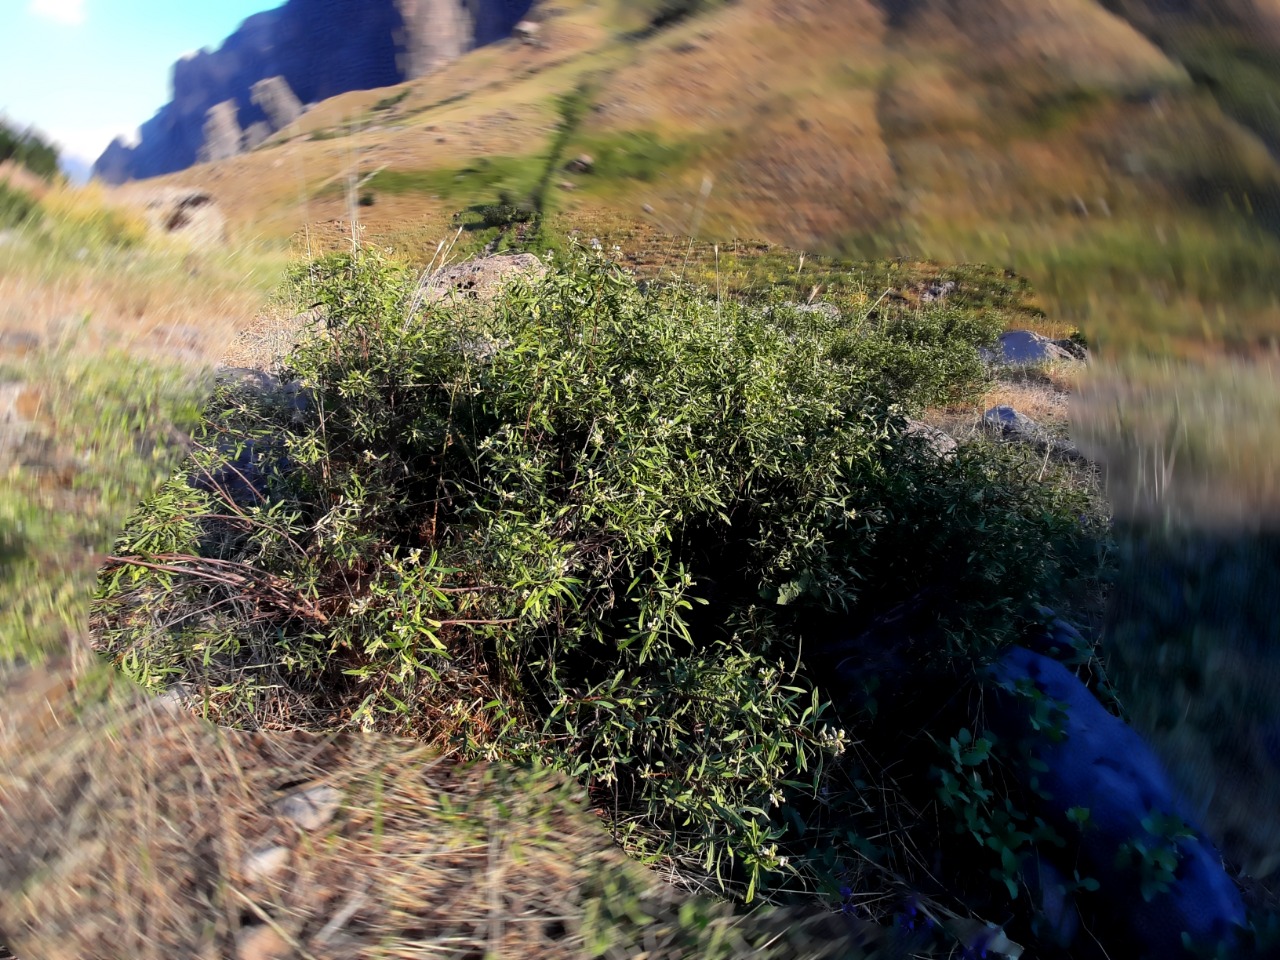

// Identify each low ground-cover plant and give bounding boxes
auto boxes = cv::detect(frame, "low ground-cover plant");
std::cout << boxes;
[93,246,1103,929]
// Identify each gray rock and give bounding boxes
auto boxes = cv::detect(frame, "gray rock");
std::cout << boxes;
[140,189,228,247]
[0,330,41,355]
[990,330,1083,366]
[983,406,1083,460]
[419,253,546,303]
[277,784,341,831]
[214,367,312,422]
[242,845,291,884]
[566,153,595,174]
[236,923,289,960]
[904,419,958,458]
[1049,336,1089,361]
[1022,858,1078,948]
[193,369,313,506]
[514,19,540,44]
[986,646,1246,958]
[983,404,1046,441]
[781,301,841,321]
[241,121,273,151]
[152,684,198,715]
[919,280,957,302]
[0,381,35,466]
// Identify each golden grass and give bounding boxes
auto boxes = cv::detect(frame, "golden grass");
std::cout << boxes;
[1073,355,1280,526]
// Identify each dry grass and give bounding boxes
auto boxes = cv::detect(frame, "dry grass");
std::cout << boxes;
[0,657,876,960]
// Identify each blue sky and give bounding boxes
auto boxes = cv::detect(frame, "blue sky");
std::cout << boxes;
[1,0,276,165]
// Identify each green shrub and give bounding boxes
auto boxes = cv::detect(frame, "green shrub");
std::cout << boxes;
[478,199,535,228]
[0,181,39,229]
[372,89,411,112]
[94,246,1101,914]
[0,121,60,180]
[646,0,720,30]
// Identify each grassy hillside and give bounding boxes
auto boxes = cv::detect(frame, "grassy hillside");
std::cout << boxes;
[139,0,1276,353]
[125,0,1280,519]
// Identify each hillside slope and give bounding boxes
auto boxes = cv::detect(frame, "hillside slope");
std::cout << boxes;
[120,0,1280,359]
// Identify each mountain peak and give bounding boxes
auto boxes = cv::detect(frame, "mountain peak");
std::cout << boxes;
[93,0,534,184]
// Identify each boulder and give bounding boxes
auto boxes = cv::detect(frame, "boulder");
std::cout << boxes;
[985,645,1247,958]
[0,382,38,468]
[190,368,312,507]
[918,280,957,302]
[236,924,290,960]
[565,153,595,174]
[419,253,546,303]
[904,419,958,459]
[988,330,1087,366]
[514,19,540,44]
[277,784,342,831]
[983,405,1083,460]
[140,189,228,247]
[782,301,841,321]
[214,367,312,422]
[241,121,273,151]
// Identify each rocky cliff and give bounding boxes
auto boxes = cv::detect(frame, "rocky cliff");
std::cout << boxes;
[93,0,534,184]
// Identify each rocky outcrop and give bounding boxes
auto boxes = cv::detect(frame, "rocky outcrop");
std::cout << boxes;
[198,100,243,164]
[93,0,535,184]
[250,76,303,132]
[419,252,547,302]
[983,404,1084,460]
[139,188,229,246]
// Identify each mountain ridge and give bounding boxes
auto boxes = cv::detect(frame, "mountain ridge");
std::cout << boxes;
[94,0,534,184]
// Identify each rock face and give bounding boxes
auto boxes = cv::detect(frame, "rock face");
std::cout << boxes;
[93,0,535,183]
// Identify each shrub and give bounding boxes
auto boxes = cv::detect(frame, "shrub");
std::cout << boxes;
[648,0,716,30]
[94,246,1101,914]
[478,200,535,228]
[0,181,40,229]
[0,121,60,180]
[372,89,411,112]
